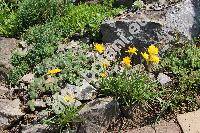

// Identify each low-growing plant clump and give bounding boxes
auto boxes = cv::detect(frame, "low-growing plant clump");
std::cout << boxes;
[9,2,123,85]
[160,43,200,112]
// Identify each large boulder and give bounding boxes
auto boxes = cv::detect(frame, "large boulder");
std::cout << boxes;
[100,0,200,51]
[77,97,120,133]
[0,37,18,83]
[0,37,18,70]
[0,99,24,129]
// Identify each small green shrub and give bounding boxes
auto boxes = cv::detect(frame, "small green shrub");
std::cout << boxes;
[14,0,69,34]
[58,3,122,38]
[9,62,29,85]
[28,77,60,100]
[34,43,91,86]
[161,44,200,90]
[100,70,159,106]
[44,93,81,129]
[160,43,200,110]
[26,43,90,107]
[51,106,80,128]
[23,22,61,45]
[0,0,18,36]
[103,0,115,7]
[9,41,57,84]
[11,51,25,66]
[132,0,144,10]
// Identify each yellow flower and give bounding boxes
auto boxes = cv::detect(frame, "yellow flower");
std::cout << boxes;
[149,55,160,64]
[47,68,61,75]
[94,43,105,53]
[101,59,110,68]
[64,95,75,102]
[147,45,158,55]
[141,52,149,61]
[126,47,137,55]
[100,72,108,78]
[122,56,132,67]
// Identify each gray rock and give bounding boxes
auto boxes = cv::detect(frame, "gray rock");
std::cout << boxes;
[34,99,46,108]
[20,73,35,84]
[22,124,48,133]
[63,79,97,101]
[0,99,24,127]
[16,41,33,56]
[157,73,171,85]
[58,40,80,52]
[0,37,18,84]
[78,97,119,133]
[22,124,60,133]
[0,37,18,70]
[0,85,9,99]
[35,110,50,122]
[100,0,200,51]
[127,119,181,133]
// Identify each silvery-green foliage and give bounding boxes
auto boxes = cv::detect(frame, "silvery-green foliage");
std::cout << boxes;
[34,43,91,86]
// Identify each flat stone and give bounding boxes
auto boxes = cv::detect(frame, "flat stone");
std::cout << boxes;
[157,73,171,85]
[0,99,24,126]
[0,85,9,99]
[20,73,35,84]
[22,124,48,133]
[78,97,120,133]
[177,110,200,133]
[22,124,60,133]
[127,119,181,133]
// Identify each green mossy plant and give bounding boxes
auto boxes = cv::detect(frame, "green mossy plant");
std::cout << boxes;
[160,43,200,111]
[100,70,159,106]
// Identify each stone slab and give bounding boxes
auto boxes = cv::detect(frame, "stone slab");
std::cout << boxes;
[177,110,200,133]
[126,119,181,133]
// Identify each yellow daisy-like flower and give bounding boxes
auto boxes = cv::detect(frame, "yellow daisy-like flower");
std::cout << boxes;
[126,47,137,55]
[122,56,132,67]
[147,45,158,55]
[149,55,160,64]
[94,43,105,54]
[101,59,110,68]
[100,72,108,78]
[47,68,61,75]
[64,95,75,103]
[141,52,149,61]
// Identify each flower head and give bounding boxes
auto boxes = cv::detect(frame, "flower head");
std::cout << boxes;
[64,95,75,102]
[141,52,149,61]
[101,59,110,68]
[147,45,158,55]
[94,43,105,54]
[149,55,160,64]
[122,56,132,67]
[47,68,61,75]
[100,72,108,78]
[126,47,137,55]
